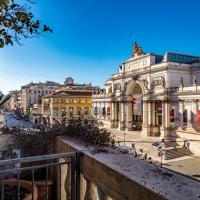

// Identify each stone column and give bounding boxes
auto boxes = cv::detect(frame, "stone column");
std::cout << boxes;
[119,102,125,130]
[165,101,170,129]
[192,100,198,129]
[179,100,184,129]
[58,158,67,200]
[152,101,155,126]
[102,195,113,200]
[65,163,71,200]
[114,102,118,128]
[161,99,170,139]
[84,179,100,200]
[147,100,152,127]
[110,102,115,128]
[142,100,148,126]
[187,101,193,128]
[127,98,133,131]
[80,173,86,200]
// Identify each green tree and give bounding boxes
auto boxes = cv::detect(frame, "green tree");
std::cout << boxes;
[0,94,11,109]
[0,0,52,48]
[37,94,42,104]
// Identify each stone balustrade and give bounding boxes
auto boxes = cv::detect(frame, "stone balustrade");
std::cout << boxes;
[92,93,110,99]
[55,136,200,200]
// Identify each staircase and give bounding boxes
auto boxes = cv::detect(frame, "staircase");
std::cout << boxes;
[164,147,192,160]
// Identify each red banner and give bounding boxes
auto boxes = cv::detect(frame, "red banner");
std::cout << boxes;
[196,110,200,128]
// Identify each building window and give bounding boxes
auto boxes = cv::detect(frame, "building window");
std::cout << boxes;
[102,107,106,116]
[54,109,58,116]
[107,107,111,115]
[61,98,65,103]
[69,98,73,103]
[84,107,89,115]
[77,107,81,115]
[69,107,74,116]
[61,108,66,117]
[94,107,98,115]
[170,109,175,122]
[183,110,188,123]
[77,98,81,103]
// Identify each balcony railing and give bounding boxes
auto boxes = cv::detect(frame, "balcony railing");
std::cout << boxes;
[0,152,81,200]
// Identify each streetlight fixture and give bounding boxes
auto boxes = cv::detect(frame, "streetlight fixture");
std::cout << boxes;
[158,145,164,167]
[123,132,127,146]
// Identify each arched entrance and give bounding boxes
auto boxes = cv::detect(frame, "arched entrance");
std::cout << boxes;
[127,81,144,131]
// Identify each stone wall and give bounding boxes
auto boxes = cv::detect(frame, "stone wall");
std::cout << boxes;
[55,136,200,200]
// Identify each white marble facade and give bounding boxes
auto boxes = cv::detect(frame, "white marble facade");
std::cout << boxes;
[92,42,200,140]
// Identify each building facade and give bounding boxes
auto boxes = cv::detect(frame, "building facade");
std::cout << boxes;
[92,42,200,142]
[42,89,93,124]
[21,81,62,114]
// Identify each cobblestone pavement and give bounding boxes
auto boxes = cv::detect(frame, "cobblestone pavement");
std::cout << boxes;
[104,126,200,181]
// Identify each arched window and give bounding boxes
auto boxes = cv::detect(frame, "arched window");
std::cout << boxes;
[84,107,89,115]
[69,107,74,116]
[77,107,81,115]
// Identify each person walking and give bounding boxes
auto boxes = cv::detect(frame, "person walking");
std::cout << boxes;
[183,140,187,149]
[186,141,190,151]
[173,143,177,151]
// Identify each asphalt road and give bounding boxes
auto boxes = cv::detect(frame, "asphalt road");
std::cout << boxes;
[2,112,33,128]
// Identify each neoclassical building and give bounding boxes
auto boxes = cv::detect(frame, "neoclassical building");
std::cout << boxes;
[92,42,200,141]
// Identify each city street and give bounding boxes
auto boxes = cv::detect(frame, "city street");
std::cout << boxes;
[0,111,33,129]
[104,126,200,181]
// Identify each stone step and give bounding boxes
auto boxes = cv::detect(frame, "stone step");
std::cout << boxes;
[164,148,192,160]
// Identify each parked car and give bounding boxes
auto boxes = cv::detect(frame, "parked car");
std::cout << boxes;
[152,141,160,147]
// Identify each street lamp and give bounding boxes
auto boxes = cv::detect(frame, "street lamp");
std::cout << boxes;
[158,146,164,167]
[123,132,127,146]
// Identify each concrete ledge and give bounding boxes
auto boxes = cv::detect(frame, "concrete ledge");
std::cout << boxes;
[56,136,200,200]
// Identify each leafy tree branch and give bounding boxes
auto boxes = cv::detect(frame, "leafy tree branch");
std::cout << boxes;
[0,0,52,48]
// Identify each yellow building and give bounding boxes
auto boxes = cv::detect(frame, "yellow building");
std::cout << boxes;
[42,89,93,124]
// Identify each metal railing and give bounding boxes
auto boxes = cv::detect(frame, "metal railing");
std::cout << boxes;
[0,152,81,200]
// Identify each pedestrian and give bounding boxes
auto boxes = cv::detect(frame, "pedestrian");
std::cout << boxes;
[173,143,177,151]
[183,140,186,149]
[148,157,152,164]
[132,143,135,151]
[144,153,147,160]
[186,141,190,150]
[134,151,138,157]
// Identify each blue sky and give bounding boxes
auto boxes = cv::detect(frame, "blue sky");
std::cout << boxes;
[1,0,200,94]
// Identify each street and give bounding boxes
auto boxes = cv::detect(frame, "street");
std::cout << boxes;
[0,111,33,129]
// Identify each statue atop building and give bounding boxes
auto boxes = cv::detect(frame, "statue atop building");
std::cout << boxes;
[132,41,144,58]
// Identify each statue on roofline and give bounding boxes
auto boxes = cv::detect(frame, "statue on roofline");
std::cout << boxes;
[132,41,144,58]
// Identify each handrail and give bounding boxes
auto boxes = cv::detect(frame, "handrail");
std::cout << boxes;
[0,152,76,166]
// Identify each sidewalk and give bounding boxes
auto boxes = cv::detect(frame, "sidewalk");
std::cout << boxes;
[103,126,200,181]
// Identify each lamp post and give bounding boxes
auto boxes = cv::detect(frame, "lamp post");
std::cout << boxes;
[158,146,164,167]
[123,132,127,146]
